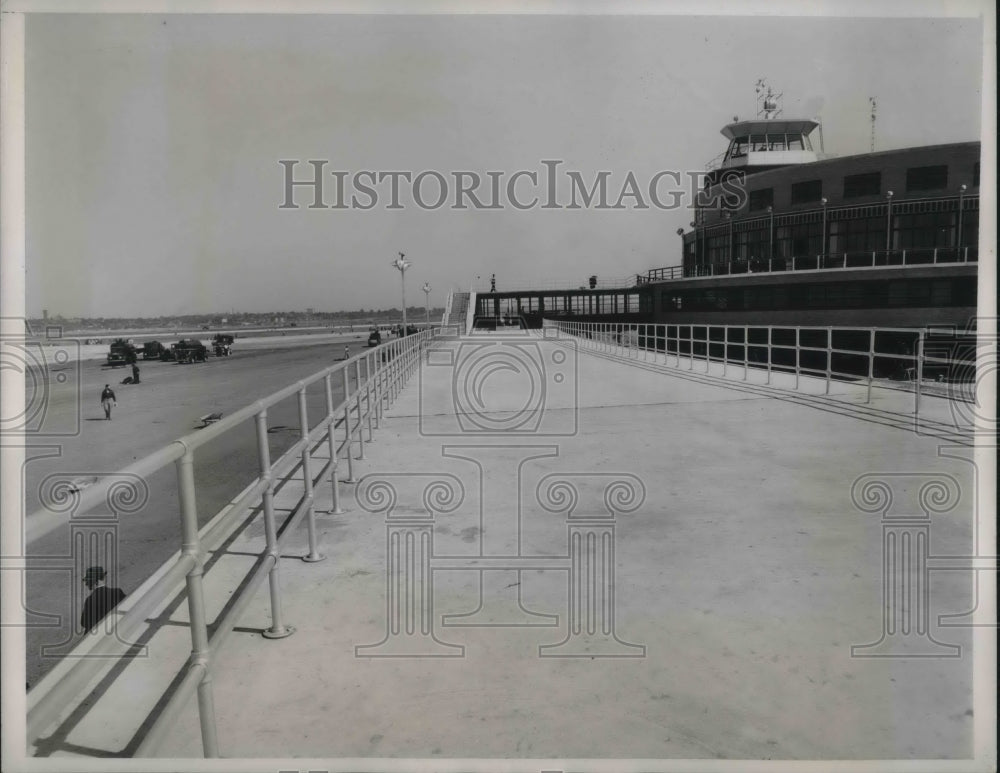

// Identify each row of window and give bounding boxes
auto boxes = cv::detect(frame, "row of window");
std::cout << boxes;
[659,278,976,313]
[746,162,980,211]
[727,133,812,159]
[689,210,979,265]
[479,294,641,316]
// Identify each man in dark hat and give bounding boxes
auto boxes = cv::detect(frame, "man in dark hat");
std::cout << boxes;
[80,566,126,633]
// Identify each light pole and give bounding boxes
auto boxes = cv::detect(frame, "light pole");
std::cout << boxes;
[767,205,774,263]
[885,191,894,252]
[690,221,699,274]
[391,252,411,331]
[725,211,733,269]
[820,197,828,262]
[422,282,431,328]
[957,184,967,256]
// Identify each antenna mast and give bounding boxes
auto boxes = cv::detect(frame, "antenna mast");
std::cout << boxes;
[755,78,782,120]
[869,96,877,152]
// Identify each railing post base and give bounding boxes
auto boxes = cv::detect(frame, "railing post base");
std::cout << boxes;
[302,551,326,563]
[262,624,296,640]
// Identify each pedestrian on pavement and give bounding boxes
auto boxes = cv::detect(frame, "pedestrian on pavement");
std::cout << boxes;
[100,384,116,420]
[80,566,126,633]
[131,363,140,384]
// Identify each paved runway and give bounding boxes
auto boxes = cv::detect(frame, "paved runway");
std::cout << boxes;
[23,332,376,686]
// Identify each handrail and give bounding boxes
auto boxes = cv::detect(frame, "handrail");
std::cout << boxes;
[465,292,476,335]
[643,246,979,284]
[543,318,976,426]
[26,327,436,756]
[441,290,454,327]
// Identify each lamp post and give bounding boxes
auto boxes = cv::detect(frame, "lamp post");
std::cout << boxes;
[820,197,828,263]
[957,184,967,256]
[767,205,774,262]
[885,191,894,253]
[726,211,735,272]
[391,252,411,330]
[676,227,685,275]
[422,282,431,328]
[690,221,699,274]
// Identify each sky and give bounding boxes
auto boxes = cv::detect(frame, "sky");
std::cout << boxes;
[24,9,986,318]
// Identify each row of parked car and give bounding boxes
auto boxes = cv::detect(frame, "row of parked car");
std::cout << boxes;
[106,334,234,367]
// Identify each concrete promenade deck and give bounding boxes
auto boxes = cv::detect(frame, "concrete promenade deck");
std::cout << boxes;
[27,330,982,763]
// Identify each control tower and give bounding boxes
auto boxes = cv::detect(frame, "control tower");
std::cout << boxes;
[707,81,820,183]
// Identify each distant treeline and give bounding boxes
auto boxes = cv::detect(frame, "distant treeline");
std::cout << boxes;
[29,306,446,331]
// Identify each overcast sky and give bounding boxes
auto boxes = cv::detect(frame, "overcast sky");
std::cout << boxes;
[25,11,985,318]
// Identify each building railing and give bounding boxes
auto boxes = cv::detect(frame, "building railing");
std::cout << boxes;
[642,246,979,284]
[25,328,435,757]
[441,290,454,328]
[544,319,976,424]
[472,275,640,293]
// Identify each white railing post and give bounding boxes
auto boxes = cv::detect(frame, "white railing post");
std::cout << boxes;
[364,354,375,441]
[254,410,294,642]
[298,388,324,563]
[825,327,833,395]
[766,327,772,385]
[743,325,749,381]
[354,360,366,459]
[794,327,801,390]
[722,326,728,377]
[175,449,221,755]
[915,329,925,419]
[324,374,344,514]
[341,367,356,483]
[867,329,875,405]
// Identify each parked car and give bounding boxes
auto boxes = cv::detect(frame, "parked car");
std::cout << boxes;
[212,334,234,357]
[106,339,136,367]
[141,340,165,360]
[168,339,208,364]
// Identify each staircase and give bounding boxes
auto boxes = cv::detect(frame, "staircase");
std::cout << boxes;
[442,291,472,334]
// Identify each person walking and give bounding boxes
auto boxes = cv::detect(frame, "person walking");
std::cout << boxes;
[80,566,126,633]
[100,384,116,420]
[131,363,141,384]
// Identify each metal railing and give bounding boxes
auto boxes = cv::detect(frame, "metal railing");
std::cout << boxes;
[642,246,978,284]
[544,319,976,423]
[464,292,477,335]
[25,328,434,757]
[472,275,639,293]
[441,290,454,328]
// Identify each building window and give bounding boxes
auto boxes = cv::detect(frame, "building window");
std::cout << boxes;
[829,215,883,254]
[748,188,774,211]
[790,179,823,204]
[905,165,948,192]
[892,212,955,250]
[843,172,881,198]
